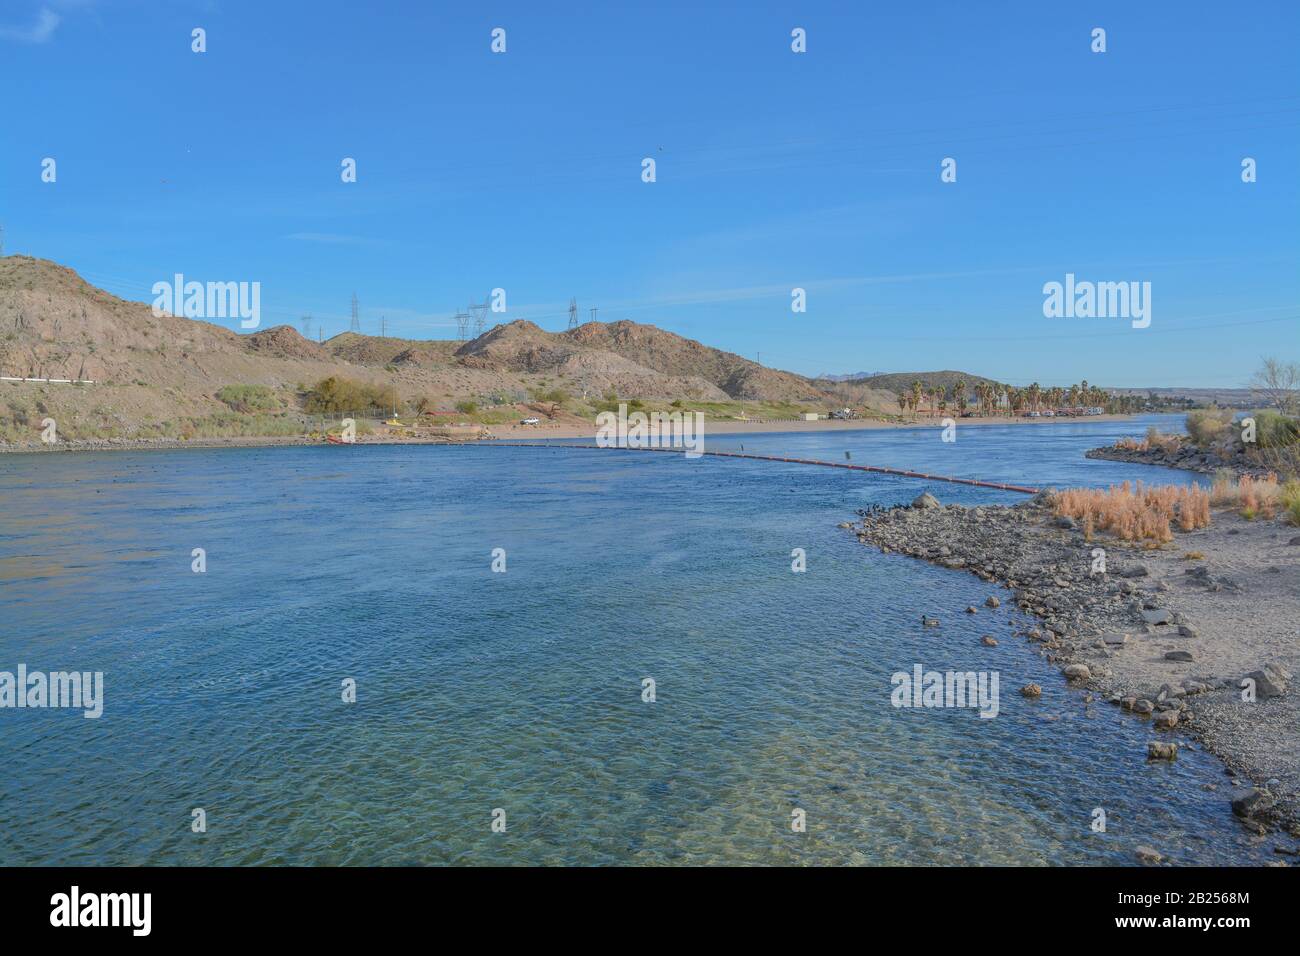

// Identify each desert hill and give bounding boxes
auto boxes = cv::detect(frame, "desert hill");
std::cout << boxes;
[836,370,1006,396]
[0,255,873,442]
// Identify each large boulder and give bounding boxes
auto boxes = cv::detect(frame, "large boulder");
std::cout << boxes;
[911,492,940,510]
[1242,666,1289,700]
[1231,788,1272,819]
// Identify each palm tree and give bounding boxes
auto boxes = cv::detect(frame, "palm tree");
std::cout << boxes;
[896,392,909,416]
[953,379,967,415]
[911,381,923,420]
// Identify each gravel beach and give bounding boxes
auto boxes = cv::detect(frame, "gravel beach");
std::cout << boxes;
[848,492,1300,840]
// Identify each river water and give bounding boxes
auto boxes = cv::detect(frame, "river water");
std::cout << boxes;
[0,414,1270,864]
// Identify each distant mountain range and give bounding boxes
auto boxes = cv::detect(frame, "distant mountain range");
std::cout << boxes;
[816,371,885,382]
[820,370,1008,395]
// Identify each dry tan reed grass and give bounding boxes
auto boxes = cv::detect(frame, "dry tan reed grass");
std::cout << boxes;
[1054,481,1211,543]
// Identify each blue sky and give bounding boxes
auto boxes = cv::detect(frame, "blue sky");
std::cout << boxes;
[2,0,1297,387]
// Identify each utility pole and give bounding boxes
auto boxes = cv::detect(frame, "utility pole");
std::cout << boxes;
[468,298,489,338]
[350,293,360,333]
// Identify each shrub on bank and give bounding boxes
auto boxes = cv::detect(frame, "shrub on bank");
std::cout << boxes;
[1210,473,1282,519]
[216,384,280,413]
[1278,480,1300,526]
[304,376,388,415]
[1185,407,1233,446]
[1251,410,1300,449]
[1055,481,1210,543]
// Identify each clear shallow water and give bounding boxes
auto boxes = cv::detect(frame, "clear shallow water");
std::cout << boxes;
[0,414,1271,865]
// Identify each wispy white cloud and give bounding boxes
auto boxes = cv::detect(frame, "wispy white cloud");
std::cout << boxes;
[0,7,61,44]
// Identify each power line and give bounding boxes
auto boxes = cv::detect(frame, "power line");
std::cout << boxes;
[468,297,489,338]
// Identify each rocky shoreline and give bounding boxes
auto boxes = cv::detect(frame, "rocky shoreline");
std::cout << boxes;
[1086,442,1275,479]
[846,491,1300,850]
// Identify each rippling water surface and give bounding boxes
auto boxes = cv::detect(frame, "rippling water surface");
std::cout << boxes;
[0,414,1270,864]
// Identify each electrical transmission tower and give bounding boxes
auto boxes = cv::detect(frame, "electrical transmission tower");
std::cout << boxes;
[567,298,579,330]
[380,315,387,338]
[350,293,360,333]
[468,298,490,338]
[590,307,598,324]
[454,311,471,343]
[300,315,312,338]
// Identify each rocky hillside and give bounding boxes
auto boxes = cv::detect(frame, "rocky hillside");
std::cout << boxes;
[0,255,854,440]
[566,319,824,403]
[835,370,1006,396]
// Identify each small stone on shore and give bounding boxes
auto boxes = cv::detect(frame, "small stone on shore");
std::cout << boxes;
[1147,742,1178,761]
[1165,650,1195,663]
[1020,684,1042,698]
[1062,663,1091,681]
[1135,845,1164,864]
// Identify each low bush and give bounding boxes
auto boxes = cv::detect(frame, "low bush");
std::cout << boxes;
[1252,410,1300,449]
[303,376,387,415]
[1210,472,1281,519]
[1055,481,1211,543]
[1185,407,1233,446]
[1281,479,1300,526]
[216,384,280,413]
